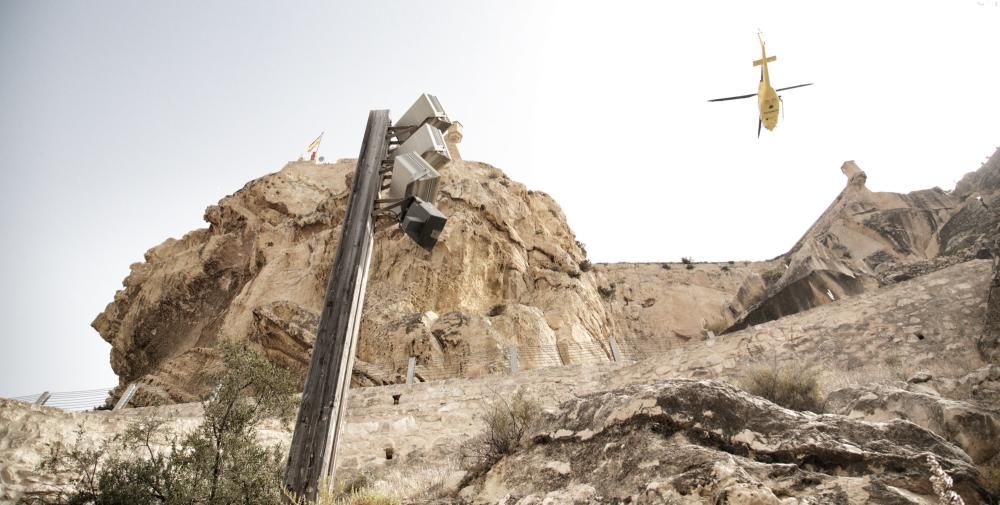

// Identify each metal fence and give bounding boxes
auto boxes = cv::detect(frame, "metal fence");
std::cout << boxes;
[6,382,139,412]
[358,334,690,385]
[4,334,702,409]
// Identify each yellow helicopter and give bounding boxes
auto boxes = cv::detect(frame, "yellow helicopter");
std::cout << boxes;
[709,33,813,137]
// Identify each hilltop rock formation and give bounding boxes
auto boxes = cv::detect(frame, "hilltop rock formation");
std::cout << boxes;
[92,152,621,405]
[92,136,1000,405]
[463,380,993,504]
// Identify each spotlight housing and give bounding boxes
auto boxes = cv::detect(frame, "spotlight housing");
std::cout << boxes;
[388,152,440,213]
[394,93,452,134]
[400,197,447,251]
[391,124,452,169]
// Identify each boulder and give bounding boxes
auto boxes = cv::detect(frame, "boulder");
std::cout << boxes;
[465,380,993,504]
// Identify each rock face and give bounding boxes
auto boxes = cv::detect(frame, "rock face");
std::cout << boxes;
[93,157,619,405]
[465,380,992,504]
[730,160,968,331]
[608,260,993,398]
[595,260,783,354]
[92,141,1000,405]
[943,146,1000,256]
[826,384,1000,464]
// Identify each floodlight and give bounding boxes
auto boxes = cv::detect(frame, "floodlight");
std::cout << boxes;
[400,197,447,251]
[391,124,452,169]
[388,152,440,211]
[394,93,452,133]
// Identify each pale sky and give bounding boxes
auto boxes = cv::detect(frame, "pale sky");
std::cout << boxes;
[1,1,998,399]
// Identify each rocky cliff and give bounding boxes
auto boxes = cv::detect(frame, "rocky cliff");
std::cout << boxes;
[92,139,1000,406]
[728,151,1000,332]
[92,147,622,405]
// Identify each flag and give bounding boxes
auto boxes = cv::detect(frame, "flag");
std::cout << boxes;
[306,132,324,153]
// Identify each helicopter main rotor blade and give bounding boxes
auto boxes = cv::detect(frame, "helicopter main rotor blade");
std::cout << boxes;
[708,92,758,102]
[774,83,813,92]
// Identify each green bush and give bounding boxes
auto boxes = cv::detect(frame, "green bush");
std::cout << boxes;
[740,362,824,413]
[30,343,297,505]
[680,257,693,265]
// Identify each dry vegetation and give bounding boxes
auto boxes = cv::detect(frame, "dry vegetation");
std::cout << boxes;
[460,388,541,468]
[740,361,825,413]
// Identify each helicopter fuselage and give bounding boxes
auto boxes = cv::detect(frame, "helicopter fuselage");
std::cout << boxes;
[757,47,780,131]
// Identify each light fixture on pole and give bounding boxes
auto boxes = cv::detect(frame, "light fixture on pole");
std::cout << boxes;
[399,196,447,251]
[391,123,452,169]
[386,152,440,214]
[393,93,452,137]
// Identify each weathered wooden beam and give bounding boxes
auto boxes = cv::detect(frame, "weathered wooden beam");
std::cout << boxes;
[283,110,390,503]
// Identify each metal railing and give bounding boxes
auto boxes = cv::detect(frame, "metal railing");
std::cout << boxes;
[6,382,140,412]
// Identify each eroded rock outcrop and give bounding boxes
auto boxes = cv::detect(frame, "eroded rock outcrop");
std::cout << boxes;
[827,384,1000,464]
[729,161,959,331]
[463,380,993,504]
[93,157,620,405]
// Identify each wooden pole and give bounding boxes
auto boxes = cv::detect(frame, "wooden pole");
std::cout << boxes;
[283,110,389,502]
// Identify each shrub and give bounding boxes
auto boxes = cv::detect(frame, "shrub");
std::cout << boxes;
[312,486,400,505]
[681,257,693,265]
[740,362,824,413]
[460,389,541,468]
[685,264,695,270]
[579,259,592,272]
[721,265,730,272]
[980,464,1000,500]
[33,342,297,505]
[598,285,615,299]
[661,263,671,270]
[761,268,784,286]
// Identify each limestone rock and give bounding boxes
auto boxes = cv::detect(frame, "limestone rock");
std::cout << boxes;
[945,146,1000,256]
[595,261,782,353]
[730,161,959,331]
[93,159,619,405]
[465,380,993,504]
[826,384,1000,464]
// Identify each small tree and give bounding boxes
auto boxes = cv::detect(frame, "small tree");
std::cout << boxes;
[28,343,297,505]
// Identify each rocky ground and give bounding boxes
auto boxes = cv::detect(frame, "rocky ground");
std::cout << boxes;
[3,257,999,503]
